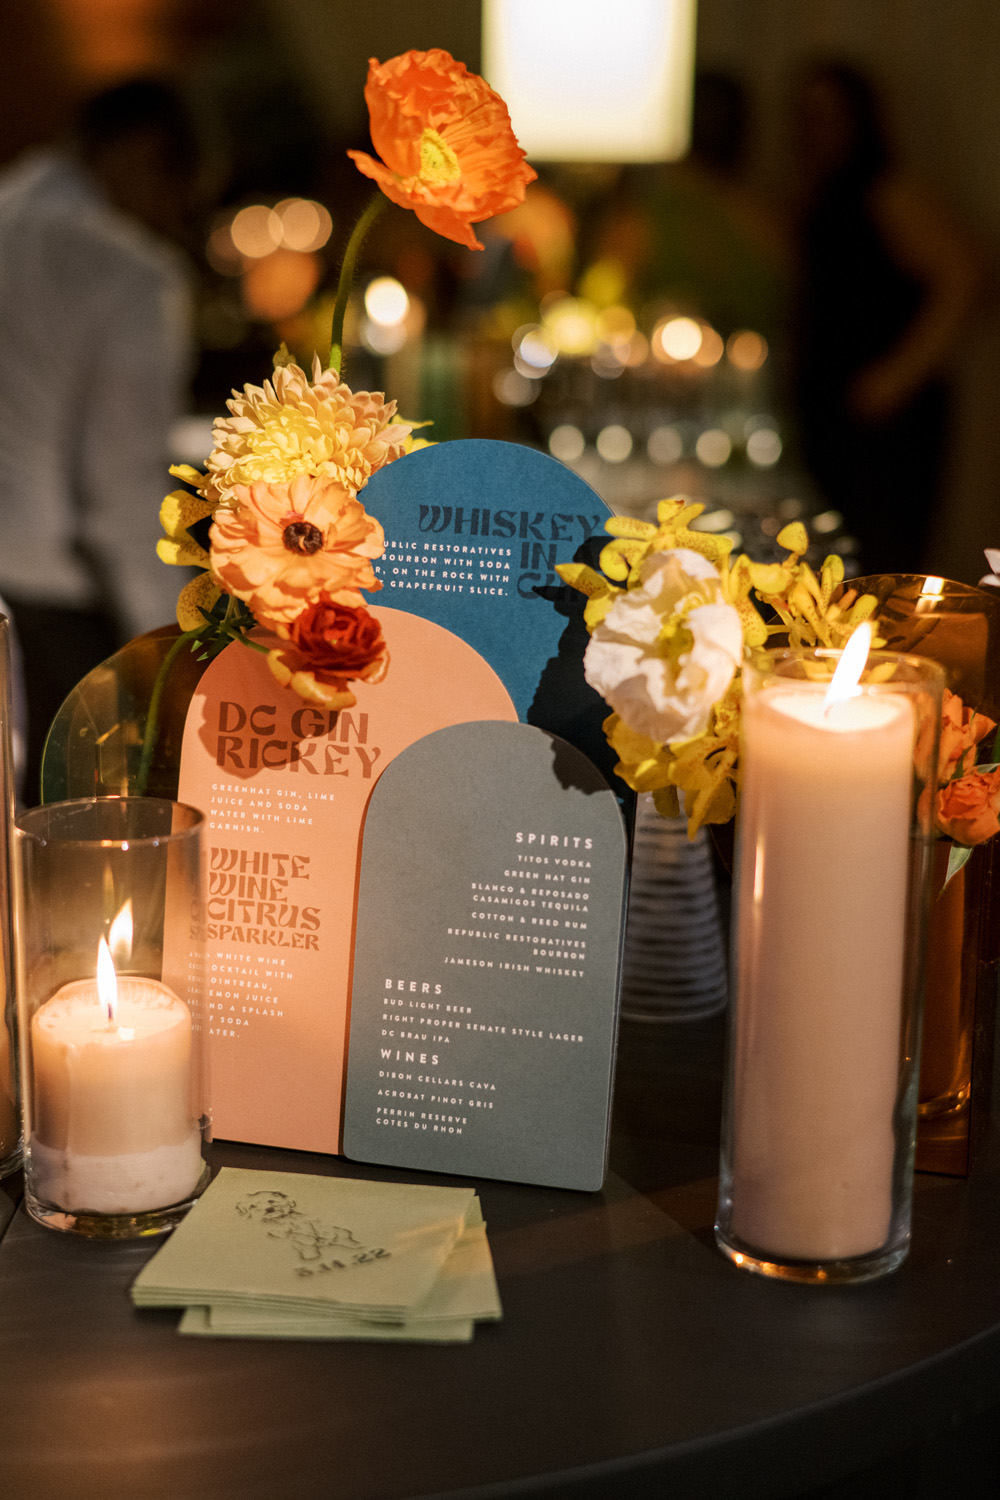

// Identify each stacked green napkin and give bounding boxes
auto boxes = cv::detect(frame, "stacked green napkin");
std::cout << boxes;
[131,1167,501,1342]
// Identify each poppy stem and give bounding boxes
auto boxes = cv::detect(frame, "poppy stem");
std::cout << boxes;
[328,191,388,378]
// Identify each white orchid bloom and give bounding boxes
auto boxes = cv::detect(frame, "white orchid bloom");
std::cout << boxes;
[583,548,744,742]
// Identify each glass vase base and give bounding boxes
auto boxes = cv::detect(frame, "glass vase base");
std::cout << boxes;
[25,1162,210,1239]
[714,1227,908,1285]
[0,1142,23,1180]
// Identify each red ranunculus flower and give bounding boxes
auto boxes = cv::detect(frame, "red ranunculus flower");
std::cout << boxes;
[266,601,389,708]
[289,601,388,678]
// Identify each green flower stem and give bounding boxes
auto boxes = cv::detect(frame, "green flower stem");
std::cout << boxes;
[232,632,269,654]
[135,603,272,795]
[135,626,201,796]
[328,190,387,378]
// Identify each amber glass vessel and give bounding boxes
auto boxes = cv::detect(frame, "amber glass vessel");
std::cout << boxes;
[851,574,1000,1174]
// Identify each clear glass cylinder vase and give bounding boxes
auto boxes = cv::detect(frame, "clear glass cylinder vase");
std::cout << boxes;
[14,796,209,1237]
[716,646,944,1283]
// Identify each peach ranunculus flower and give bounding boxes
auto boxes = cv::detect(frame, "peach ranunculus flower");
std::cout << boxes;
[267,601,389,707]
[201,357,411,506]
[937,766,1000,846]
[210,474,384,624]
[937,687,996,781]
[348,49,537,251]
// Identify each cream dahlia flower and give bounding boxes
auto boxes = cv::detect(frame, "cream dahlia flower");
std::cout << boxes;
[210,473,385,624]
[202,356,412,505]
[583,548,744,743]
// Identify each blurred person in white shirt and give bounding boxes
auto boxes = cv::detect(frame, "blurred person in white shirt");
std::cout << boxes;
[0,78,200,802]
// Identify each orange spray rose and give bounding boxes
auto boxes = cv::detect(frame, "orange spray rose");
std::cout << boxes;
[937,688,996,782]
[937,766,1000,846]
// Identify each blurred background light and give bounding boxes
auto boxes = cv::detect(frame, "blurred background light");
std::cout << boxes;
[364,275,410,328]
[549,424,586,462]
[206,222,242,277]
[514,324,558,374]
[541,296,598,356]
[241,248,321,322]
[691,508,735,533]
[727,329,768,372]
[654,315,703,363]
[595,305,636,344]
[647,425,685,465]
[695,428,732,467]
[483,0,696,162]
[493,369,540,407]
[362,318,407,356]
[746,427,783,467]
[596,424,633,463]
[230,204,282,258]
[691,324,725,368]
[275,198,332,253]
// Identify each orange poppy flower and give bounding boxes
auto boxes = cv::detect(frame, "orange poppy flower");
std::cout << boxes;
[348,48,536,251]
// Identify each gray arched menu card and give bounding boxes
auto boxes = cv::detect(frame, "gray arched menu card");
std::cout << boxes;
[343,721,628,1191]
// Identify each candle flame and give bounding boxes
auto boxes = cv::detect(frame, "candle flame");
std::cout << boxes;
[824,622,872,713]
[97,936,118,1024]
[108,900,133,968]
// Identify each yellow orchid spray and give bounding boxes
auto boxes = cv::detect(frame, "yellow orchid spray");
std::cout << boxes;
[556,499,882,837]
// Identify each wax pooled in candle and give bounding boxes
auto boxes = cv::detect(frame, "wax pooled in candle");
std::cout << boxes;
[30,975,203,1215]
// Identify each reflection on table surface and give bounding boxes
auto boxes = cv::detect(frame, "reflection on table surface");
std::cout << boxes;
[1,1013,999,1500]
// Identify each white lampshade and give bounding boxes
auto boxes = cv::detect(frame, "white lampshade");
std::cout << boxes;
[482,0,697,163]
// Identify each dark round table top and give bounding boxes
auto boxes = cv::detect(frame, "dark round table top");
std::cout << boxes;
[2,1013,1000,1500]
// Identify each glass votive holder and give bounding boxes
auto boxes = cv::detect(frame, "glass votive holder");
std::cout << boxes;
[14,797,209,1237]
[0,615,21,1177]
[716,645,945,1283]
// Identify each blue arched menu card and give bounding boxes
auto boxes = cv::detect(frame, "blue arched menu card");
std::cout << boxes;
[343,721,628,1192]
[363,439,618,787]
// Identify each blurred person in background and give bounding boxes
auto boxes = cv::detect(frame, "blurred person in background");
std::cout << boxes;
[787,58,982,576]
[589,69,788,345]
[0,77,201,801]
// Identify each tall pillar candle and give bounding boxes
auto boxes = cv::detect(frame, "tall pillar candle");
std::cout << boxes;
[716,648,942,1281]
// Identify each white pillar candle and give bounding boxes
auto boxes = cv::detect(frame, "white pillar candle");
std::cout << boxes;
[30,977,203,1215]
[729,684,915,1262]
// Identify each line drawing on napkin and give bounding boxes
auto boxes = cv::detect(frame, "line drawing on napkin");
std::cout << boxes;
[236,1190,390,1276]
